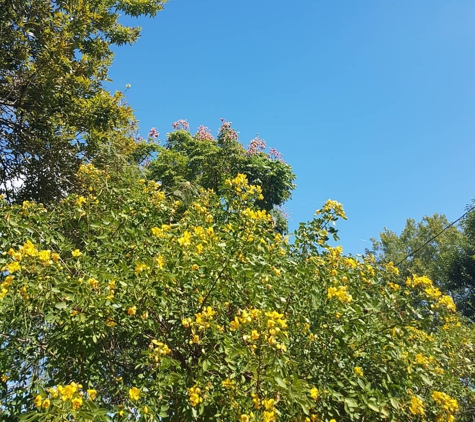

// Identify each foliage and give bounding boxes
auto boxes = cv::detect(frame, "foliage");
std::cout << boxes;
[147,120,296,214]
[445,201,475,318]
[0,0,167,203]
[370,211,475,319]
[0,167,474,421]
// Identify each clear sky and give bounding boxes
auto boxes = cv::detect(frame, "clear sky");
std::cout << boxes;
[109,0,475,255]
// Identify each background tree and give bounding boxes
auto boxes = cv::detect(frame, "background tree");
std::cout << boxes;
[369,207,475,319]
[147,119,296,214]
[445,201,475,318]
[0,0,167,203]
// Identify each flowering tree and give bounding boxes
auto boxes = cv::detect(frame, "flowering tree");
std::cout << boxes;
[0,165,474,421]
[147,119,296,214]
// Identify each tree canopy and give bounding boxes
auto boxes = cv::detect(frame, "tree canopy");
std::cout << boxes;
[0,0,167,203]
[370,208,475,319]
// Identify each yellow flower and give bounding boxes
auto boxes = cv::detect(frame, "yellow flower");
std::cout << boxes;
[88,278,99,289]
[230,317,240,330]
[48,387,59,398]
[71,397,83,410]
[409,395,425,416]
[310,387,319,400]
[129,386,140,401]
[72,249,82,257]
[4,261,21,274]
[354,366,364,377]
[222,379,236,389]
[38,250,51,262]
[135,263,149,275]
[178,231,192,247]
[154,254,165,269]
[241,415,250,422]
[87,389,97,400]
[127,306,137,316]
[76,196,87,206]
[437,295,456,312]
[33,394,42,408]
[188,385,202,407]
[432,391,458,413]
[42,398,51,409]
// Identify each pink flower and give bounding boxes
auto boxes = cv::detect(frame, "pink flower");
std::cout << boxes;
[218,118,238,142]
[247,135,266,155]
[148,127,160,139]
[195,125,214,141]
[269,147,285,162]
[172,119,190,130]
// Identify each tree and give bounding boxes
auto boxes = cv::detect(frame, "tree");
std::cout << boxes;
[1,165,473,421]
[445,202,475,318]
[0,0,167,203]
[369,211,475,319]
[146,119,296,215]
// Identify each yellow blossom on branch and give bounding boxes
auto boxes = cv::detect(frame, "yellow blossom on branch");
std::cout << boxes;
[129,386,140,401]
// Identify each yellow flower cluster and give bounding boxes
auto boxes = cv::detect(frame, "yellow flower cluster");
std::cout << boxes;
[3,240,59,270]
[135,262,149,275]
[230,308,288,352]
[406,276,457,312]
[316,199,347,220]
[384,261,399,275]
[182,306,217,345]
[442,315,461,330]
[151,224,172,239]
[34,382,95,412]
[432,391,458,421]
[188,385,203,407]
[149,339,171,363]
[261,398,277,422]
[222,378,236,390]
[242,207,271,222]
[353,366,364,377]
[224,174,264,201]
[1,240,63,300]
[178,230,192,247]
[77,163,106,189]
[406,275,433,289]
[0,275,14,300]
[414,353,435,368]
[409,395,425,416]
[436,295,456,313]
[327,286,352,304]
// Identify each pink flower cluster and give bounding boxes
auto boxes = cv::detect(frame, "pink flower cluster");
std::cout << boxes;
[269,147,284,162]
[172,119,190,131]
[218,118,239,142]
[195,125,214,141]
[247,135,266,155]
[148,127,160,139]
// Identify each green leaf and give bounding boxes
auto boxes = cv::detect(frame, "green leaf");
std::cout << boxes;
[55,301,67,309]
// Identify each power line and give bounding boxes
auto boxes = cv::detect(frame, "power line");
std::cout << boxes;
[395,205,475,266]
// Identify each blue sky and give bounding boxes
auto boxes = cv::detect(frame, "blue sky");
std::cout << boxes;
[109,0,475,255]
